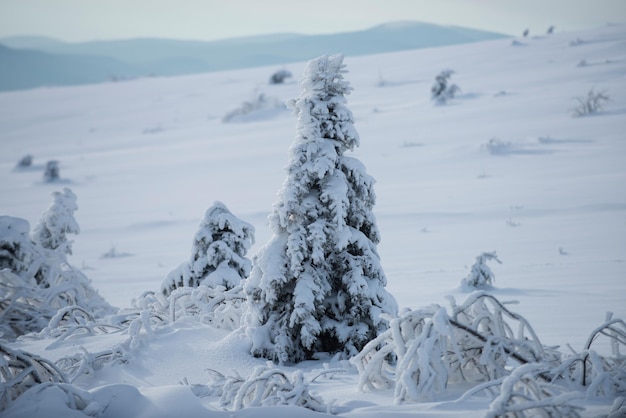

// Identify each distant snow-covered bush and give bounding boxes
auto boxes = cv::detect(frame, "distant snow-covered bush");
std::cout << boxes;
[43,160,60,182]
[461,251,501,288]
[16,154,33,168]
[431,69,460,104]
[572,89,610,117]
[222,90,285,122]
[269,69,292,84]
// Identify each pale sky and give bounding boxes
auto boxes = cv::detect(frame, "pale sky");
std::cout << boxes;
[0,0,624,42]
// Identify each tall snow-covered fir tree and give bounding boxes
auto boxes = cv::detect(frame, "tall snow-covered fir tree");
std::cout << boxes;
[244,54,398,363]
[161,201,255,296]
[31,187,80,255]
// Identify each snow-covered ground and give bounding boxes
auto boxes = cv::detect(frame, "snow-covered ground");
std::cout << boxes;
[1,24,625,417]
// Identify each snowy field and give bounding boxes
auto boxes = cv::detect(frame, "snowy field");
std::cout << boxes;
[1,24,625,417]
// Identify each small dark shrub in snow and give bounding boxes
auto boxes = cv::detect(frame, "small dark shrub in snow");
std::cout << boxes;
[269,69,292,84]
[16,154,33,168]
[461,251,501,288]
[43,160,60,182]
[572,89,610,117]
[161,201,255,296]
[244,54,398,363]
[431,70,459,104]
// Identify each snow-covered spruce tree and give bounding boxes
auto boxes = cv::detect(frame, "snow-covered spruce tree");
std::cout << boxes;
[431,69,459,105]
[161,201,255,296]
[244,54,398,363]
[31,187,79,255]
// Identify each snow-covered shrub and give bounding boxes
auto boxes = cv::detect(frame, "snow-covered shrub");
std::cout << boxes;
[222,90,285,122]
[461,251,501,288]
[431,69,459,104]
[0,215,113,340]
[551,312,626,398]
[197,364,338,412]
[244,54,398,363]
[43,160,60,182]
[0,216,36,278]
[269,69,292,84]
[16,155,33,168]
[471,363,584,418]
[0,343,68,410]
[56,345,130,383]
[31,188,79,255]
[161,201,254,296]
[167,284,246,330]
[572,89,610,117]
[352,292,553,403]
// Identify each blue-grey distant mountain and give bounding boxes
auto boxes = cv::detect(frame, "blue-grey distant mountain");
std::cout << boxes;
[0,21,508,92]
[0,44,138,91]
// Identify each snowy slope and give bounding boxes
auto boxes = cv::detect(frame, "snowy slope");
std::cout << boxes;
[0,24,625,417]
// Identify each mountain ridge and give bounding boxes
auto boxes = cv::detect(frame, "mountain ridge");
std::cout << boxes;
[0,21,509,92]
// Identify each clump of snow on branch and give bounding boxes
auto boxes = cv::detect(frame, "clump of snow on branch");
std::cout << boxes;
[461,251,501,288]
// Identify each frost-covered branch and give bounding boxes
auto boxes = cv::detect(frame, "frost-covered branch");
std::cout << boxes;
[0,343,68,410]
[352,292,554,403]
[187,364,342,413]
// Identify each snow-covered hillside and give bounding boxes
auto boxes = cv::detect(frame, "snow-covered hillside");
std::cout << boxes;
[1,24,625,417]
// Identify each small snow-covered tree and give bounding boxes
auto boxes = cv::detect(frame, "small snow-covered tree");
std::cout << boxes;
[461,251,502,288]
[43,160,60,182]
[161,201,255,296]
[244,54,398,363]
[1,215,113,340]
[431,70,459,104]
[31,188,79,255]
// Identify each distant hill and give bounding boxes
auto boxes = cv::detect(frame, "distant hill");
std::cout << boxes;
[0,45,138,91]
[0,21,508,92]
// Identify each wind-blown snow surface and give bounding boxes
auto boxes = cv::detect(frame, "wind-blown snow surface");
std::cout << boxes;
[1,25,625,417]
